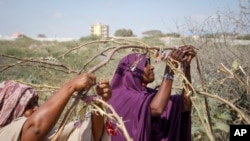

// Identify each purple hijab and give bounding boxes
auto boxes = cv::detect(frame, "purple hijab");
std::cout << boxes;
[108,53,191,141]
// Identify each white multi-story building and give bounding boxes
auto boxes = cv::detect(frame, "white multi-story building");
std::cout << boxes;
[91,23,109,38]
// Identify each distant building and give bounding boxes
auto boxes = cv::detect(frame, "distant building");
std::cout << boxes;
[91,23,109,38]
[12,32,22,38]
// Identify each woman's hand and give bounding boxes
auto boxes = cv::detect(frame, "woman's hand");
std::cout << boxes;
[164,45,196,74]
[168,48,186,63]
[179,45,196,65]
[165,47,186,73]
[95,79,112,101]
[92,79,112,141]
[66,73,96,92]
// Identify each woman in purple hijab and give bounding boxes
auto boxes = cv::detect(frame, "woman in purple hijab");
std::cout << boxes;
[108,45,196,141]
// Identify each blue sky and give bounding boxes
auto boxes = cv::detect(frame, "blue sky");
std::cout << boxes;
[0,0,240,38]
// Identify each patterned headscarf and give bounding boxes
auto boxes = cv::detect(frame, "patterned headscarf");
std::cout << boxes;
[0,81,38,127]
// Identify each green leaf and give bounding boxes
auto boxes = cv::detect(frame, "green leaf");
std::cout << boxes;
[219,113,232,121]
[231,60,239,71]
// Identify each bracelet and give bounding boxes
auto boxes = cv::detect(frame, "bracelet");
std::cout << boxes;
[165,65,174,75]
[163,73,174,80]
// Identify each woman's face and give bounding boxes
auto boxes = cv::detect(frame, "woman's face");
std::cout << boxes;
[142,58,155,84]
[23,98,39,117]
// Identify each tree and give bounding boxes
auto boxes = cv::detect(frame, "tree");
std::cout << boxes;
[142,30,163,37]
[114,29,134,37]
[37,34,47,38]
[165,32,180,37]
[79,35,101,42]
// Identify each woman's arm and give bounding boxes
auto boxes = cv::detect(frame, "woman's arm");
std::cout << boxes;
[180,45,196,112]
[92,79,112,141]
[182,65,192,112]
[92,104,105,141]
[150,67,174,117]
[21,73,96,141]
[150,49,186,117]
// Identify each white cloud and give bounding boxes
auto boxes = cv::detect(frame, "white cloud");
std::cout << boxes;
[53,12,63,19]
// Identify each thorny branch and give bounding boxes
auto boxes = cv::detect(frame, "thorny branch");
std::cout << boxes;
[165,53,250,141]
[218,63,250,92]
[91,98,132,141]
[166,57,215,141]
[197,91,250,124]
[78,46,116,74]
[0,54,74,73]
[15,80,59,90]
[0,60,27,72]
[195,56,214,137]
[57,38,137,60]
[87,45,172,73]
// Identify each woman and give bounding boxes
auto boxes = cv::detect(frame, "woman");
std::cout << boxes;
[0,73,111,141]
[108,45,196,141]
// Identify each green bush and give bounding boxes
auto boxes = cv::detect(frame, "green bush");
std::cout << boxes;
[141,36,165,46]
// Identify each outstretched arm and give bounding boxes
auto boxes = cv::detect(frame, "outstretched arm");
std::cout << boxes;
[21,73,96,141]
[150,48,186,116]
